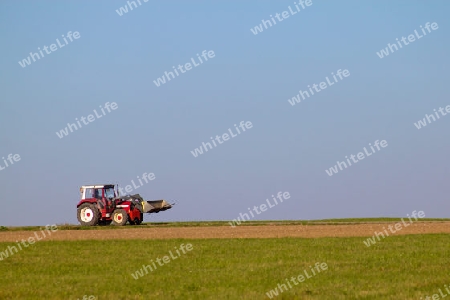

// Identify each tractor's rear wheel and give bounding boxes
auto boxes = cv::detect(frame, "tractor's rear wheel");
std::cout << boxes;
[111,209,128,226]
[77,203,99,226]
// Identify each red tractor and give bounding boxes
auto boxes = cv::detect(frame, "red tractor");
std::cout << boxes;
[76,184,173,226]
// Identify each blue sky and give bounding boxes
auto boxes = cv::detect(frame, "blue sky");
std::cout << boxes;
[0,0,449,226]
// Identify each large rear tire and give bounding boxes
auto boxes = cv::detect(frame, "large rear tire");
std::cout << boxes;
[77,203,99,226]
[112,209,128,226]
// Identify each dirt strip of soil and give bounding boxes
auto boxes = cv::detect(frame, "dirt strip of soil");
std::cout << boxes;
[0,222,449,242]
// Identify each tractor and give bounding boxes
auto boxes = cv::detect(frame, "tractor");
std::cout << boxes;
[76,184,173,226]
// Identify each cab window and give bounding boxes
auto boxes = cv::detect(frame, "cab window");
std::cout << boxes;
[85,188,94,199]
[95,189,103,199]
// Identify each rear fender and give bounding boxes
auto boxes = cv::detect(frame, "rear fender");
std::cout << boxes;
[76,199,98,208]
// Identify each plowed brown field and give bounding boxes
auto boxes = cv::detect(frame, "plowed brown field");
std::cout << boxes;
[0,222,449,241]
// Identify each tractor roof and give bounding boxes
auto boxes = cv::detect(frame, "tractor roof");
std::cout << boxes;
[81,184,115,189]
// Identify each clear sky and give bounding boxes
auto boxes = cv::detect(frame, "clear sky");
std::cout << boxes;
[0,0,449,226]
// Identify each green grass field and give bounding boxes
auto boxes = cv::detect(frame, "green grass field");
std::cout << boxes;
[1,218,449,232]
[1,232,449,299]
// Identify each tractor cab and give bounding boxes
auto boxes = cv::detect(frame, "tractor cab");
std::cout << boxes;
[80,184,117,201]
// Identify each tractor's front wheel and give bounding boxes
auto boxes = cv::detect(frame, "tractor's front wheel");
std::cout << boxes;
[77,203,99,226]
[112,209,128,226]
